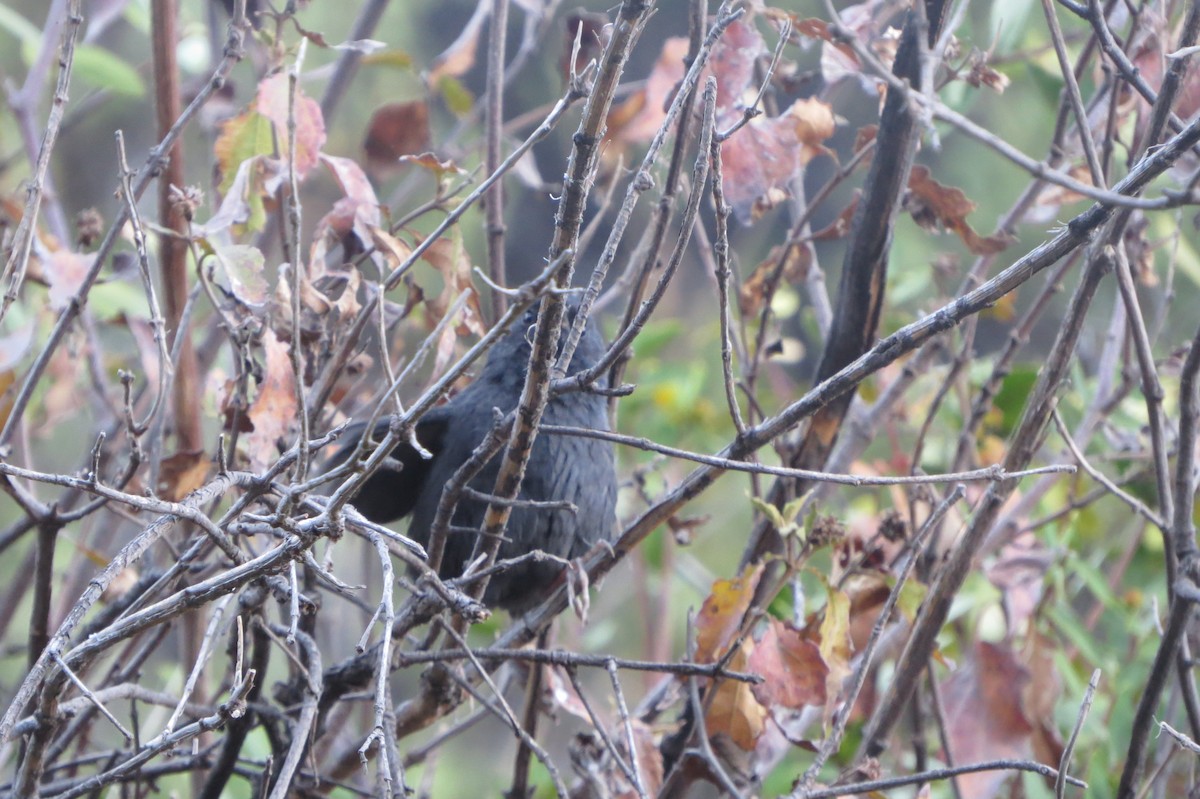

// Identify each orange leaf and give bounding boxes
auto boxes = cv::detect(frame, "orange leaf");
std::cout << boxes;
[704,639,767,750]
[243,329,298,471]
[695,564,764,663]
[607,38,689,145]
[427,4,486,82]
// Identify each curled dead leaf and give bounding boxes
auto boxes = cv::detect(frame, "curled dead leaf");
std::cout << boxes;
[739,242,812,316]
[242,329,298,471]
[905,165,1012,255]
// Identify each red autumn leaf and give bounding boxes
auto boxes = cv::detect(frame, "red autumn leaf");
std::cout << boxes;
[255,72,327,180]
[1023,633,1065,770]
[940,641,1036,799]
[311,155,382,268]
[608,19,768,146]
[720,97,836,222]
[747,618,828,710]
[363,102,432,172]
[787,15,833,43]
[708,18,765,110]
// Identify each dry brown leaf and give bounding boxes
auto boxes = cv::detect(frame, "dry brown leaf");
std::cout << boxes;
[541,665,593,723]
[812,192,861,241]
[242,329,298,471]
[705,638,767,751]
[739,242,811,316]
[987,532,1049,633]
[966,56,1010,94]
[363,102,432,173]
[905,165,1012,255]
[43,251,94,310]
[157,450,211,501]
[310,154,382,268]
[395,152,467,180]
[615,721,664,798]
[560,11,609,81]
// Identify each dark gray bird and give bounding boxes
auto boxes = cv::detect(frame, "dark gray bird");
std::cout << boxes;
[331,301,617,612]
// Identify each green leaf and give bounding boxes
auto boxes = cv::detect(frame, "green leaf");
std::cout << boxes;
[437,74,474,116]
[0,5,39,46]
[750,495,787,533]
[212,244,269,306]
[214,110,275,194]
[1046,602,1106,666]
[90,281,151,322]
[73,45,145,97]
[992,366,1038,436]
[630,319,684,359]
[781,495,810,528]
[363,49,414,69]
[1067,554,1121,609]
[123,2,150,34]
[894,578,927,621]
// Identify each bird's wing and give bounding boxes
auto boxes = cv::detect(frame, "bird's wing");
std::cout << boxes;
[326,410,450,523]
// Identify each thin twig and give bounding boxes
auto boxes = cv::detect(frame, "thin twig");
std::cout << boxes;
[1057,669,1100,799]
